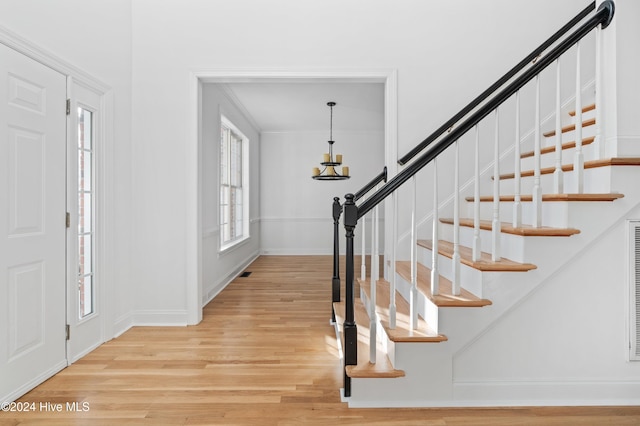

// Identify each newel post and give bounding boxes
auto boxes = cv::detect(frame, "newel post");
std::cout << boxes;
[343,193,358,397]
[331,197,342,322]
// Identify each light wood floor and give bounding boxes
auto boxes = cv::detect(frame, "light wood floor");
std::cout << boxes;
[2,255,640,425]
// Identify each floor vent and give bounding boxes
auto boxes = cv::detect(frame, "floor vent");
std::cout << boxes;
[240,271,252,278]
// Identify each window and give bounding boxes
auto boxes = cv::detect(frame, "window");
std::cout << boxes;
[78,107,94,318]
[220,116,249,250]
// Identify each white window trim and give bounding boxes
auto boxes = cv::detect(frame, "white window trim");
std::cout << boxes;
[219,115,249,253]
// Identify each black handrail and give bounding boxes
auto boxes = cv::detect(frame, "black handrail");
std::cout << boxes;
[397,1,597,166]
[355,166,387,202]
[358,0,614,219]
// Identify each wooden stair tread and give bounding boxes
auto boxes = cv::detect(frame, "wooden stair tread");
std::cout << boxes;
[498,158,640,180]
[569,103,596,116]
[358,278,447,342]
[520,136,594,159]
[440,218,580,237]
[465,193,624,202]
[333,301,405,379]
[396,261,492,307]
[543,117,595,137]
[417,239,537,272]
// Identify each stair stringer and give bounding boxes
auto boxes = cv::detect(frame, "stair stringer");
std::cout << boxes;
[451,199,640,405]
[347,166,640,407]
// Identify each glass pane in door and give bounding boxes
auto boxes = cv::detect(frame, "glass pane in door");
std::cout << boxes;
[78,107,94,318]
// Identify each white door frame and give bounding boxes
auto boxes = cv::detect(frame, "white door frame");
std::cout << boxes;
[0,25,115,349]
[187,69,398,325]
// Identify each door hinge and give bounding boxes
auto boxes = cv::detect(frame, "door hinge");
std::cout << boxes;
[66,99,71,115]
[66,212,71,228]
[65,324,70,341]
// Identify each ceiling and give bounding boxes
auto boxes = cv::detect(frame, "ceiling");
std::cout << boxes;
[221,82,385,134]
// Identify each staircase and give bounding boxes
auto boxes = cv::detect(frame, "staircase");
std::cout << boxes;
[328,0,640,407]
[334,95,640,406]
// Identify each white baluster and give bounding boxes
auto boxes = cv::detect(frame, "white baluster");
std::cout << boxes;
[513,92,522,228]
[473,125,481,261]
[533,75,542,228]
[431,159,440,296]
[370,198,376,290]
[361,210,366,281]
[574,40,584,194]
[369,187,379,364]
[492,109,501,261]
[554,58,564,194]
[595,26,604,158]
[452,140,461,295]
[410,176,418,330]
[389,191,397,329]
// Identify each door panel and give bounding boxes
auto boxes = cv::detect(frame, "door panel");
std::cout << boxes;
[0,43,67,402]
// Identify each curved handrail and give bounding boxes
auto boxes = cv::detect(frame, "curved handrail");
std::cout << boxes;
[358,0,615,219]
[397,1,597,166]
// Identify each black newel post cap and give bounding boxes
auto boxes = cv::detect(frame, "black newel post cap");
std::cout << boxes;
[344,194,357,227]
[332,197,342,220]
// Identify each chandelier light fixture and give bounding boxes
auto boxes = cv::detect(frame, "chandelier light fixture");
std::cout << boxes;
[312,101,350,180]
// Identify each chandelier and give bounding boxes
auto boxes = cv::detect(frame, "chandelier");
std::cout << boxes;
[312,102,350,180]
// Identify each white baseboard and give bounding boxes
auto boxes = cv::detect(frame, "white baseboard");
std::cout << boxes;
[132,310,189,326]
[345,380,640,408]
[260,248,333,255]
[112,313,133,338]
[203,250,260,306]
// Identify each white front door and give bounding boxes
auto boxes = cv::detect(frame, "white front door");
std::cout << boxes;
[0,43,67,401]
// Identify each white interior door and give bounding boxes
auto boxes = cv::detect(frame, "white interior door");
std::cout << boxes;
[0,43,67,401]
[67,81,103,362]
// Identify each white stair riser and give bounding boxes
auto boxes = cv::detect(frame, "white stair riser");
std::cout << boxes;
[499,165,614,195]
[520,140,599,171]
[395,267,491,338]
[358,286,400,368]
[468,199,566,228]
[440,222,529,263]
[417,245,485,298]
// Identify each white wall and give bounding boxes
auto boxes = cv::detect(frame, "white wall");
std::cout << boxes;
[201,84,261,305]
[260,130,384,254]
[0,0,133,335]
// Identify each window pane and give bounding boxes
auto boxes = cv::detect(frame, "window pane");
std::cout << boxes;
[79,192,91,232]
[79,150,92,192]
[220,128,229,185]
[77,107,94,319]
[82,234,92,275]
[79,275,93,317]
[78,108,93,151]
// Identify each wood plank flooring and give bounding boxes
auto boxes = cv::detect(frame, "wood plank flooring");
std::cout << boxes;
[2,255,640,425]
